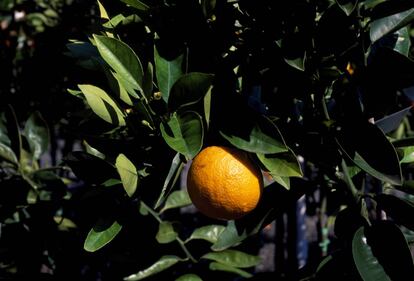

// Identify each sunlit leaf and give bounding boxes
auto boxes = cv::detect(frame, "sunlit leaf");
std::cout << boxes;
[124,255,181,281]
[156,221,177,244]
[160,111,203,160]
[160,190,192,213]
[257,149,303,179]
[93,35,144,100]
[116,153,138,197]
[202,249,261,268]
[175,274,203,281]
[187,225,226,244]
[370,8,414,42]
[84,220,122,252]
[208,262,253,278]
[78,84,126,126]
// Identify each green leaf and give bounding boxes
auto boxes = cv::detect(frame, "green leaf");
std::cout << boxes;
[257,149,303,178]
[202,249,261,268]
[175,274,203,281]
[102,178,123,187]
[160,190,192,213]
[187,225,226,244]
[102,14,142,28]
[160,111,203,160]
[84,220,122,252]
[97,0,110,20]
[124,255,181,281]
[204,86,212,128]
[336,121,402,185]
[370,8,414,43]
[272,175,290,190]
[211,221,247,251]
[284,55,306,72]
[375,193,414,231]
[168,72,214,111]
[336,0,358,16]
[352,227,391,281]
[220,120,288,154]
[154,47,184,102]
[78,84,126,126]
[393,27,411,57]
[120,0,149,11]
[83,140,105,159]
[93,35,144,100]
[24,111,49,160]
[156,221,178,244]
[375,106,412,134]
[115,153,138,197]
[208,262,253,278]
[1,105,21,162]
[154,153,183,209]
[0,142,18,164]
[399,145,414,163]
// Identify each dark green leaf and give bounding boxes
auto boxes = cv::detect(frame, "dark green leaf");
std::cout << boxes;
[201,0,216,19]
[220,117,288,154]
[352,227,391,281]
[208,262,253,278]
[102,14,142,28]
[115,154,138,197]
[102,178,123,187]
[1,105,21,162]
[168,72,214,111]
[160,190,192,213]
[154,47,184,102]
[375,106,412,134]
[93,35,144,100]
[156,221,177,244]
[143,62,154,100]
[78,84,126,126]
[160,111,203,160]
[64,151,118,184]
[175,274,203,281]
[393,27,411,56]
[202,249,260,268]
[124,255,181,281]
[84,220,122,252]
[336,121,402,185]
[365,221,414,280]
[375,193,414,231]
[24,111,49,160]
[187,225,226,244]
[370,8,414,42]
[0,142,18,164]
[120,0,149,11]
[83,140,105,159]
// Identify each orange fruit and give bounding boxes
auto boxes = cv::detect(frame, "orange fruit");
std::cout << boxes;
[187,146,263,220]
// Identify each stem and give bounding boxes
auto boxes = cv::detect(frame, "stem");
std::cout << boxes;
[340,159,358,201]
[176,237,197,263]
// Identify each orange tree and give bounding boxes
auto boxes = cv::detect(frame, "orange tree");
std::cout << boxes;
[33,0,414,280]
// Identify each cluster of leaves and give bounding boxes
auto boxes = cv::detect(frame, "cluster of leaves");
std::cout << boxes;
[60,0,414,280]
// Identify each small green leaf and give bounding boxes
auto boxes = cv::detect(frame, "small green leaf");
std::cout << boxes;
[78,84,126,126]
[175,273,203,281]
[156,221,178,244]
[202,249,261,268]
[24,111,49,160]
[352,227,391,281]
[83,140,105,159]
[204,86,212,128]
[160,111,203,160]
[84,220,122,252]
[187,225,226,244]
[93,35,144,100]
[370,8,414,43]
[160,190,192,213]
[393,27,411,57]
[168,72,214,111]
[97,0,110,20]
[103,14,142,28]
[120,0,149,11]
[209,262,253,278]
[399,146,414,163]
[124,255,181,281]
[154,47,184,102]
[102,178,122,187]
[115,153,138,197]
[272,175,290,190]
[143,62,154,100]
